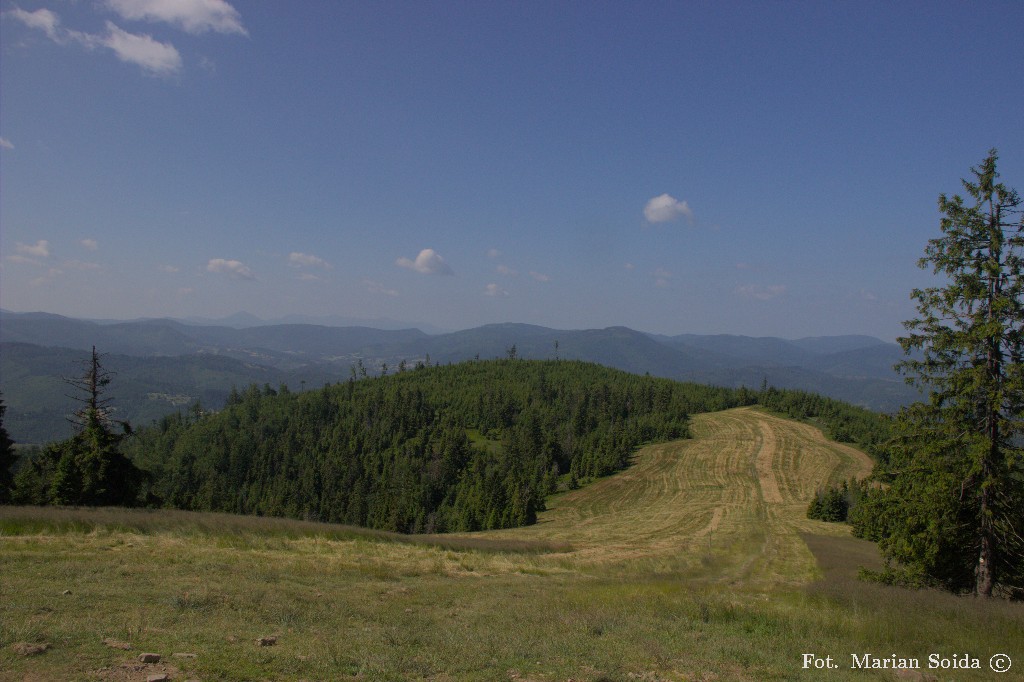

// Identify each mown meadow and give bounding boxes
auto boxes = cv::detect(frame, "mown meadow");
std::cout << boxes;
[3,407,1020,681]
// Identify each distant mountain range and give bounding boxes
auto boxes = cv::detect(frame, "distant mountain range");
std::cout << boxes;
[73,310,454,335]
[0,310,918,444]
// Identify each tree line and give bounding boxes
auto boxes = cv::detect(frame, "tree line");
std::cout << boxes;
[119,360,720,533]
[2,354,886,535]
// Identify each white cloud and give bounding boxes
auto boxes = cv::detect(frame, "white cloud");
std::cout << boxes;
[105,0,247,35]
[487,248,501,259]
[80,238,99,251]
[296,272,325,282]
[735,284,786,301]
[396,248,454,276]
[16,240,50,258]
[8,0,243,78]
[288,251,331,269]
[529,271,551,282]
[484,283,508,297]
[159,264,180,273]
[364,279,399,297]
[101,21,182,75]
[496,264,517,276]
[0,138,14,150]
[624,262,635,271]
[7,7,60,41]
[644,193,694,224]
[654,268,673,288]
[206,257,254,280]
[8,7,95,47]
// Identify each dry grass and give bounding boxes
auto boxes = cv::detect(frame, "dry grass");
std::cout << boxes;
[2,407,1021,681]
[472,407,874,584]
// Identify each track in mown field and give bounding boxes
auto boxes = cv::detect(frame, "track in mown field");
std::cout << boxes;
[484,406,874,584]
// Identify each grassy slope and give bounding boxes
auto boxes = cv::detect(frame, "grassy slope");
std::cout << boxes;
[2,407,1022,681]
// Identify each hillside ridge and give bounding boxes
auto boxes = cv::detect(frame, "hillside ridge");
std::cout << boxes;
[1,311,914,444]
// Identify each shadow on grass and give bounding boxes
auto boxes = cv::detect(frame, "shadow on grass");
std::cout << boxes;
[801,532,1024,655]
[0,505,573,555]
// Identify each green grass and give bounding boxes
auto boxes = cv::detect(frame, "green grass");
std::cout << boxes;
[3,408,1022,681]
[465,427,504,456]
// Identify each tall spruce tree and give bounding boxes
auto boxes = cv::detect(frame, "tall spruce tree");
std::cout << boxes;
[13,347,144,506]
[867,150,1023,597]
[61,347,142,505]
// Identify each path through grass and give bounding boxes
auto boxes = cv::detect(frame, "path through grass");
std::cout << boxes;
[2,408,1020,681]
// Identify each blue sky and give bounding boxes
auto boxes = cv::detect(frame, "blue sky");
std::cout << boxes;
[1,1,1021,339]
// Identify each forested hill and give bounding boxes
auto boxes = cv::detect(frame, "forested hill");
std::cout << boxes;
[124,360,887,534]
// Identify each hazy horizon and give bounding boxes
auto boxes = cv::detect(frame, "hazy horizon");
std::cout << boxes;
[2,2,1021,340]
[0,306,901,344]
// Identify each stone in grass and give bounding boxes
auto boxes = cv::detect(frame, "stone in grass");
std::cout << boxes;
[146,674,170,682]
[102,638,132,650]
[256,635,278,647]
[138,652,162,663]
[12,642,50,656]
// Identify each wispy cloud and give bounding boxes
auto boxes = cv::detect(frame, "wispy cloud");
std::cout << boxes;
[396,248,453,276]
[529,271,551,282]
[6,255,43,266]
[8,8,182,76]
[736,284,786,301]
[105,0,247,36]
[644,193,694,224]
[654,268,673,288]
[296,272,325,282]
[364,279,399,297]
[7,2,244,75]
[486,248,500,259]
[16,240,50,258]
[80,238,98,251]
[484,283,508,297]
[287,251,331,269]
[101,21,182,75]
[6,7,60,40]
[64,259,102,271]
[0,138,14,150]
[30,267,62,287]
[159,264,180,273]
[496,264,517,276]
[207,257,254,280]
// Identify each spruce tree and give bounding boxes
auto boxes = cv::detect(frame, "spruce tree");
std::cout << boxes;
[55,347,142,506]
[864,150,1023,596]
